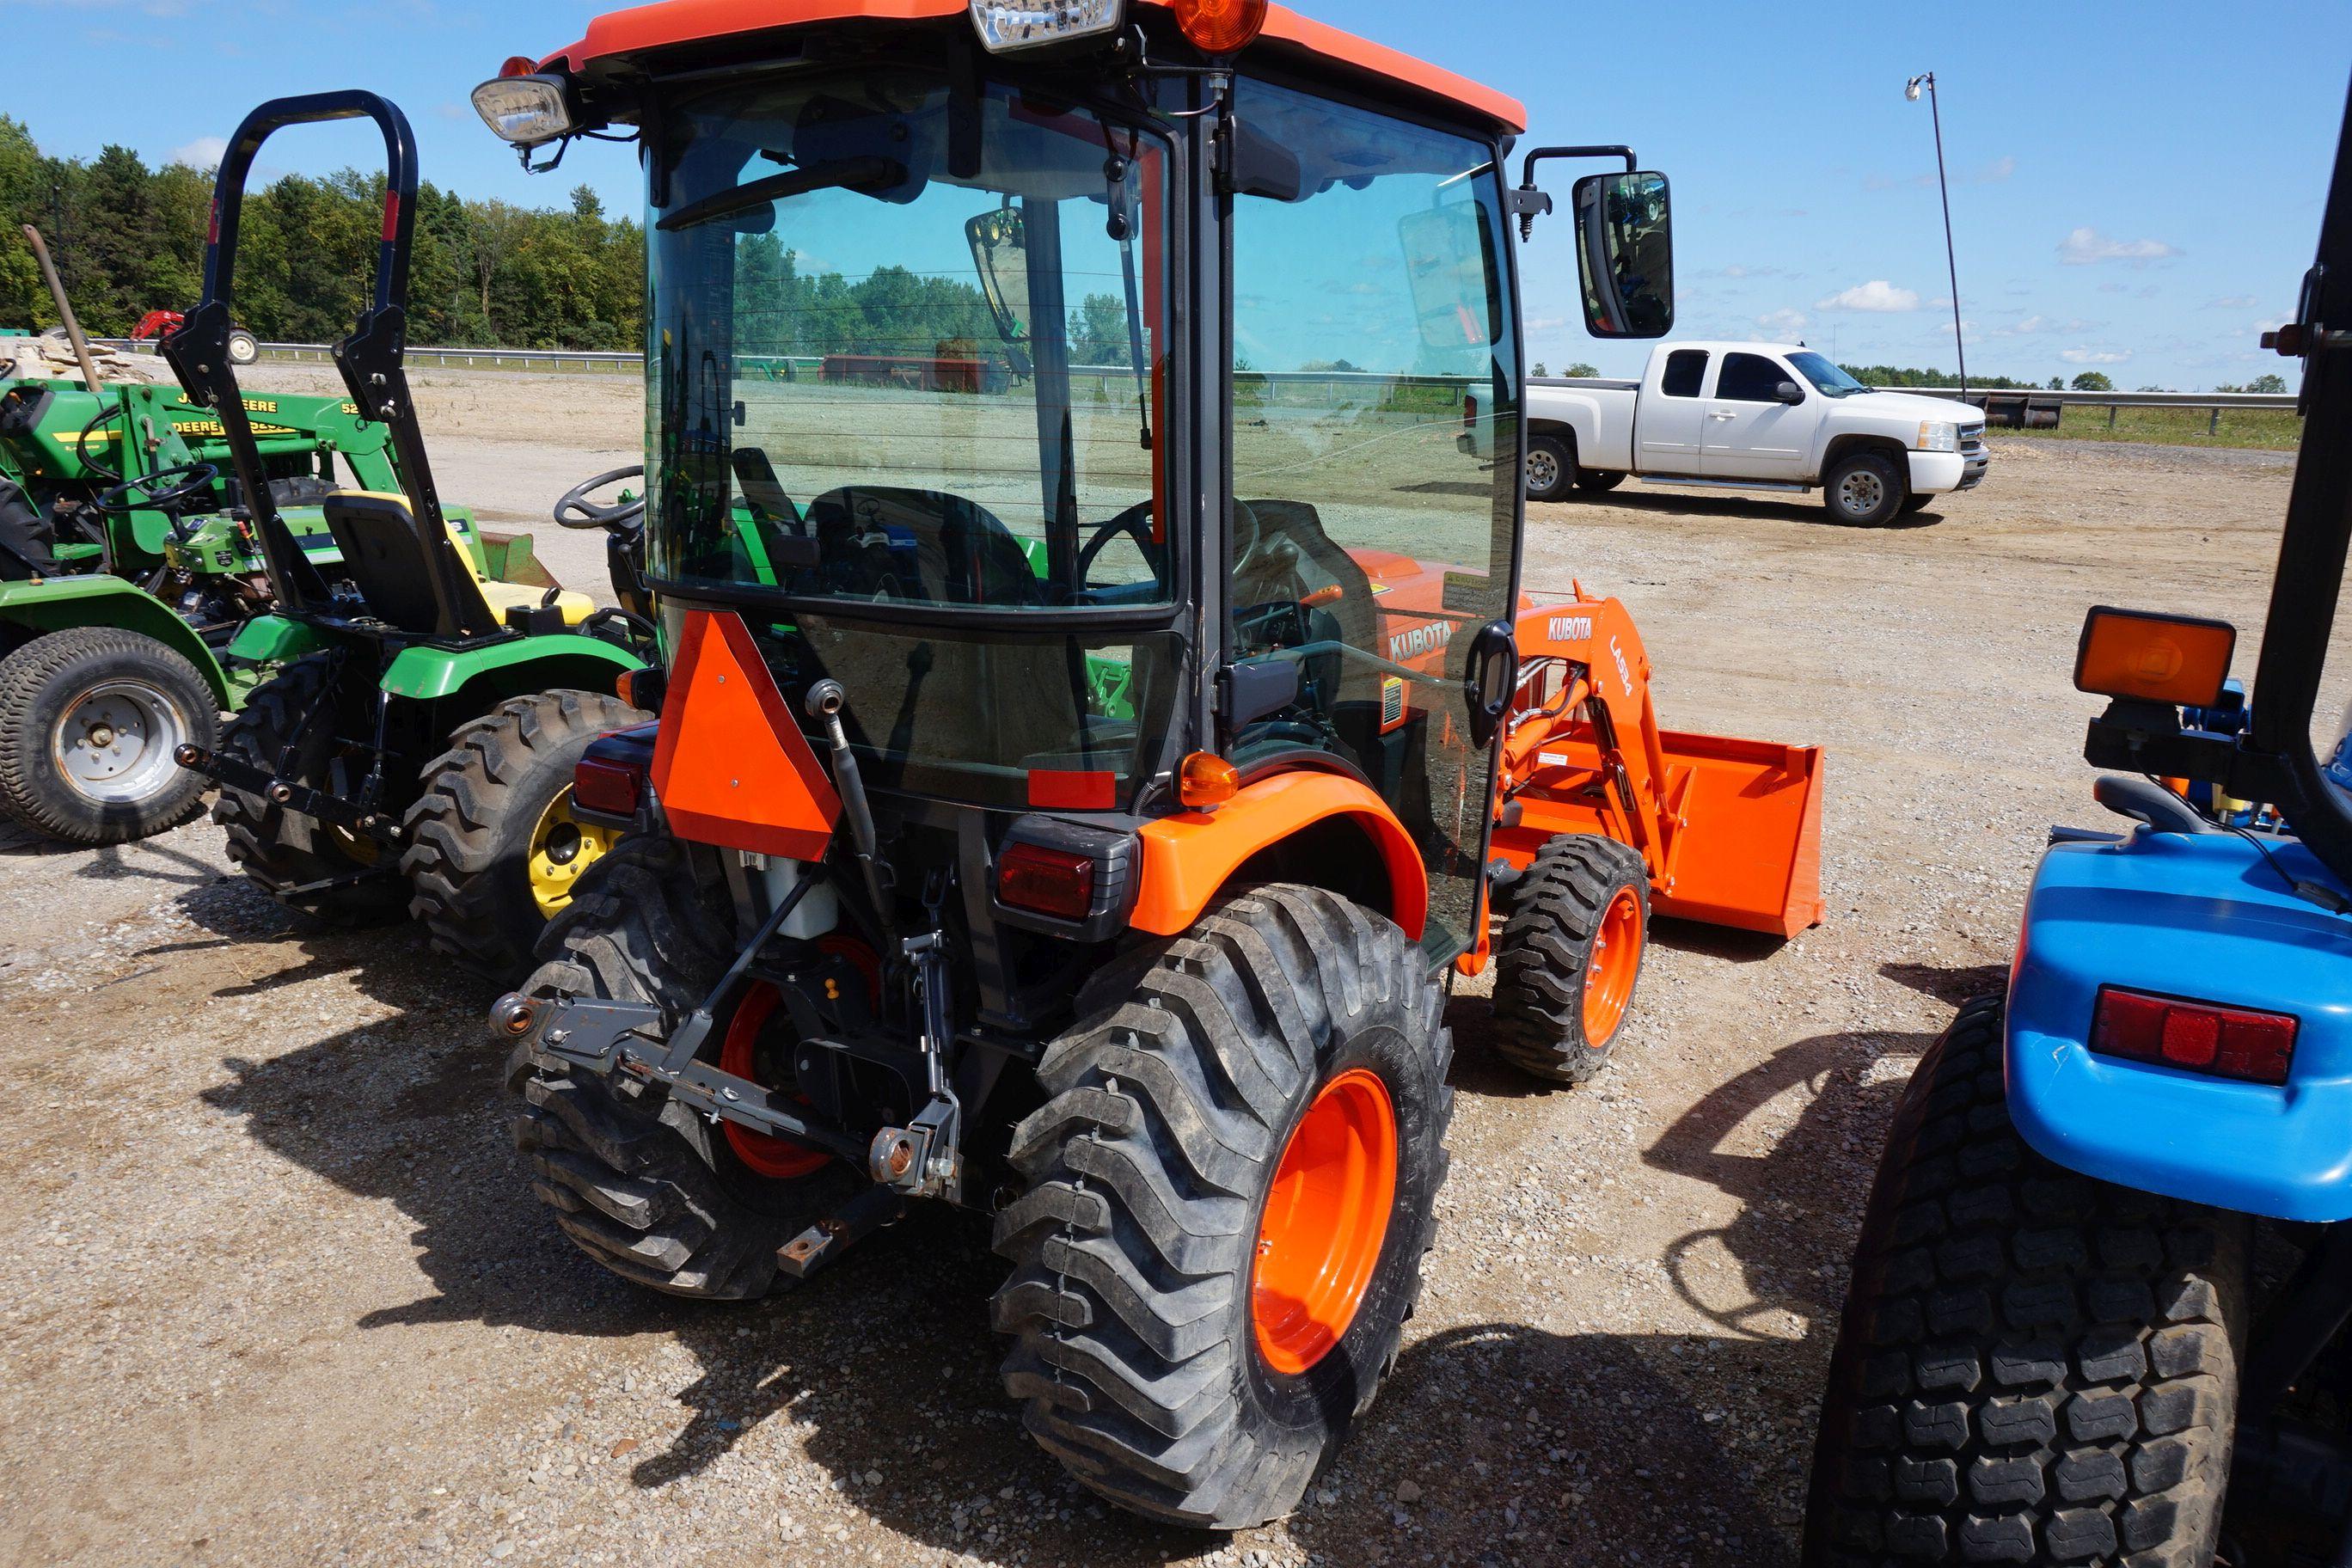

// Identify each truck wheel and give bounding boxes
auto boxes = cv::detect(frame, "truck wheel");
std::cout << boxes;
[1489,835,1649,1084]
[211,654,407,923]
[401,689,647,989]
[1526,433,1576,502]
[507,836,857,1300]
[1804,996,2248,1567]
[226,329,260,366]
[1825,450,1907,526]
[0,627,217,845]
[994,885,1453,1528]
[1574,469,1626,493]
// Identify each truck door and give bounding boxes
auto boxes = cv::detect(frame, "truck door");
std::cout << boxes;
[1223,79,1520,967]
[1700,351,1811,480]
[1636,346,1710,474]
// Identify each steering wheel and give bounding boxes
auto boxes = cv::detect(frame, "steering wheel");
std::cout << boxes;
[1076,499,1168,589]
[555,466,646,531]
[95,462,218,517]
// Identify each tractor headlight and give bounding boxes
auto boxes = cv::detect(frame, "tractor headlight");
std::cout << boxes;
[1916,420,1958,453]
[970,0,1126,52]
[472,74,573,146]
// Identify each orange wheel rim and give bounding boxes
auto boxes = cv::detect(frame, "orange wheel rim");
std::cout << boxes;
[719,983,833,1180]
[1583,888,1645,1046]
[1252,1068,1399,1376]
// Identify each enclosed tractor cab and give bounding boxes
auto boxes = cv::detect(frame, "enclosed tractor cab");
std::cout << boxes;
[484,0,1824,1527]
[161,94,656,983]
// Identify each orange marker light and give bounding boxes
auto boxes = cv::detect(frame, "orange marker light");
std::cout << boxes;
[1173,0,1268,54]
[2074,606,2236,708]
[499,55,540,77]
[1179,751,1240,810]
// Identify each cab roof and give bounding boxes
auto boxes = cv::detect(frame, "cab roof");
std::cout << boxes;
[538,0,1526,136]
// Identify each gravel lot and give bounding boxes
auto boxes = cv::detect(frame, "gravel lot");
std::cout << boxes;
[0,370,2304,1567]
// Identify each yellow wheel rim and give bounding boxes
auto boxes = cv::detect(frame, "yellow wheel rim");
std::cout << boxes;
[528,787,616,920]
[328,822,383,867]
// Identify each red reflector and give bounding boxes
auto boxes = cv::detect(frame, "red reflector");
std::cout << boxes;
[999,843,1096,922]
[2092,987,2297,1086]
[1028,769,1117,811]
[573,756,642,817]
[381,192,401,243]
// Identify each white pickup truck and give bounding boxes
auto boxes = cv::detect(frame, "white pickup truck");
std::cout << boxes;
[1522,341,1989,524]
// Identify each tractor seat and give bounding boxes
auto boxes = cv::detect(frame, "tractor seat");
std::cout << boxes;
[322,490,592,636]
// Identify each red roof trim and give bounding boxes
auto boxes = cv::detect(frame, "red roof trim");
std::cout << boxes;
[539,0,1525,134]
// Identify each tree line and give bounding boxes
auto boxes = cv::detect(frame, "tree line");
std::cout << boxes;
[0,116,643,349]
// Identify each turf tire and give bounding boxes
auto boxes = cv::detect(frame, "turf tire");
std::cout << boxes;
[1803,996,2248,1567]
[507,836,856,1300]
[992,885,1454,1528]
[401,689,646,988]
[0,627,216,844]
[1489,834,1650,1084]
[211,653,407,922]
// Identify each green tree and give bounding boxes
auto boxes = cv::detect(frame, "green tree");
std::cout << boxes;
[1565,361,1600,377]
[2069,371,2115,392]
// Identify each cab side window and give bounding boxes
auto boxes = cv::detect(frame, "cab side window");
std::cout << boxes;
[1716,352,1795,403]
[1659,348,1709,398]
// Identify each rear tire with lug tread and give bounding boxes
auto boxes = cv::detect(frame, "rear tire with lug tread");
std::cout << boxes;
[992,885,1453,1528]
[507,836,856,1300]
[401,689,647,989]
[211,653,407,923]
[1489,834,1650,1085]
[1825,450,1908,526]
[1803,995,2247,1567]
[0,626,216,844]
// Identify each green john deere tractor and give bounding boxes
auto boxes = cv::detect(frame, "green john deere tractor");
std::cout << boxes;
[165,91,656,986]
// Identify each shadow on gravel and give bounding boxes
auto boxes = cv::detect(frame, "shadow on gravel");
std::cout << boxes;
[1877,959,2009,1007]
[1559,487,1944,532]
[1643,1027,1935,1338]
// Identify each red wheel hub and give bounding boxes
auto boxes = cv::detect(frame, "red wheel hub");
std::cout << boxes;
[717,936,878,1181]
[1251,1068,1399,1376]
[1583,887,1644,1046]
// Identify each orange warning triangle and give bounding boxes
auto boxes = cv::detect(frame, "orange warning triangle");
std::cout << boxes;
[649,609,842,862]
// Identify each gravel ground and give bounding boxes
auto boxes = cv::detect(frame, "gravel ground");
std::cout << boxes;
[0,372,2305,1568]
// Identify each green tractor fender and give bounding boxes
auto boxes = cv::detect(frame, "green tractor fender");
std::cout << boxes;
[382,632,643,711]
[0,575,238,707]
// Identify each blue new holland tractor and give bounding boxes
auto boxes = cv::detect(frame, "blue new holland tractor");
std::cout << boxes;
[1804,82,2352,1568]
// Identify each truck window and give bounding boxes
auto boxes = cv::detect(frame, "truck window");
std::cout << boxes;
[1659,349,1707,397]
[1716,352,1793,403]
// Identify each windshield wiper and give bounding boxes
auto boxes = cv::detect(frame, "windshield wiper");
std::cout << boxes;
[657,156,907,233]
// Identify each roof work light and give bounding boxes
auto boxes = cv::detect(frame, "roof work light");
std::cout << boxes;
[472,74,574,146]
[970,0,1128,52]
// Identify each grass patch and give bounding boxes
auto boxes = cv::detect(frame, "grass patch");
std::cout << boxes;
[2000,404,2301,451]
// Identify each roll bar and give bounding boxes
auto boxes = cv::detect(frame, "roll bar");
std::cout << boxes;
[160,91,453,619]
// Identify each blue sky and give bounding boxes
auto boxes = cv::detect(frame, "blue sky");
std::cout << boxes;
[13,0,2349,389]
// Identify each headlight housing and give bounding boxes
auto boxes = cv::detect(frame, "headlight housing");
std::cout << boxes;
[970,0,1126,52]
[1916,420,1958,453]
[472,75,573,146]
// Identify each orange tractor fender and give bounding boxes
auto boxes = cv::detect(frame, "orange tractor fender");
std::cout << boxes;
[1130,771,1429,942]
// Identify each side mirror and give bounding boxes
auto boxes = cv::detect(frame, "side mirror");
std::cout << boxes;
[1774,380,1804,405]
[1573,171,1674,339]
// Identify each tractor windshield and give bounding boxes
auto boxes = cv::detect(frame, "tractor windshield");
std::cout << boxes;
[640,69,1177,808]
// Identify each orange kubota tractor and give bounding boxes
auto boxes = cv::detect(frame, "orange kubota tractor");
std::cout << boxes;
[477,0,1824,1528]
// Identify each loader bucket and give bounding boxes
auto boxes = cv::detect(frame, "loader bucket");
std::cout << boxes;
[1649,730,1825,938]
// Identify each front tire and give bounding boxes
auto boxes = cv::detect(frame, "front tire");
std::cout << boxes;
[226,329,260,366]
[1526,433,1575,502]
[993,885,1453,1528]
[1804,997,2247,1567]
[1825,450,1908,526]
[401,689,646,988]
[0,627,217,844]
[507,836,854,1300]
[1490,835,1650,1084]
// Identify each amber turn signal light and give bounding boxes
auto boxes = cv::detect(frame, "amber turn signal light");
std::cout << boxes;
[1179,751,1240,810]
[1173,0,1268,54]
[616,665,667,713]
[2073,606,2235,708]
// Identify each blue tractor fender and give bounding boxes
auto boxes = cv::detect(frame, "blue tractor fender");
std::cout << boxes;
[2006,824,2352,1221]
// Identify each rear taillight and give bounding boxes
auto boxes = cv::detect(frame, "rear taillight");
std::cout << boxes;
[1464,394,1479,429]
[2092,987,2297,1086]
[998,842,1096,922]
[574,756,643,818]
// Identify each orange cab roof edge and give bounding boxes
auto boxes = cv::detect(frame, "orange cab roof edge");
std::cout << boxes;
[538,0,1526,136]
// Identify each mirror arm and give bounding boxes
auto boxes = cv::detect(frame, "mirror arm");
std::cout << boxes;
[1512,144,1638,242]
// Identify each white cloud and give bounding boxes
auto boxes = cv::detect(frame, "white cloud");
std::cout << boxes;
[2061,347,2133,365]
[1816,280,1920,313]
[168,135,228,169]
[2057,227,2181,266]
[2207,293,2258,309]
[1524,316,1571,334]
[1755,307,1808,337]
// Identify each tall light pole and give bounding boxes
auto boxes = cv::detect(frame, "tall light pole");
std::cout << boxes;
[1906,72,1968,402]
